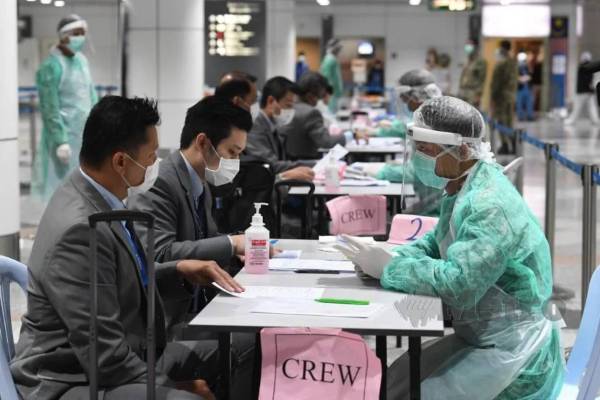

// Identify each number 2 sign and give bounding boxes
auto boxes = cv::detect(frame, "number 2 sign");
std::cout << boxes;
[387,214,438,245]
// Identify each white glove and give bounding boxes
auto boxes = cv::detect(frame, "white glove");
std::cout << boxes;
[56,143,72,164]
[334,234,394,279]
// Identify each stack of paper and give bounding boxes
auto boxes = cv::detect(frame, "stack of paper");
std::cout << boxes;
[212,283,324,299]
[250,298,383,318]
[268,259,355,272]
[339,179,390,187]
[319,236,376,244]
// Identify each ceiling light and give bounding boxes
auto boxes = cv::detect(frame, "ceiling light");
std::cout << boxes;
[316,0,330,5]
[26,0,37,2]
[409,0,422,5]
[54,0,65,6]
[500,0,511,5]
[40,0,52,4]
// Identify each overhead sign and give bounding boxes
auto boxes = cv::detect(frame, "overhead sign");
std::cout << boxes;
[205,0,266,86]
[428,0,476,11]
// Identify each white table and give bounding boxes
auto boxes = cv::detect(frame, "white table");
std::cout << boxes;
[288,182,414,197]
[189,239,444,400]
[319,138,405,161]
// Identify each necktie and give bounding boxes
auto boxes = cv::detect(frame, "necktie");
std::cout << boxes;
[123,221,148,287]
[196,191,207,238]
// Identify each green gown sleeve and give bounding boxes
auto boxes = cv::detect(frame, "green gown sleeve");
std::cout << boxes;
[381,202,516,309]
[36,58,68,148]
[377,119,406,138]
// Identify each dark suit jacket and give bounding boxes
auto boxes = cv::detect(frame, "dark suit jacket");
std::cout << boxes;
[10,170,179,400]
[279,101,347,160]
[128,152,233,328]
[244,111,305,174]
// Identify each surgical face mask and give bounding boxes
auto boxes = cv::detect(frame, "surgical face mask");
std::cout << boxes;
[464,44,475,55]
[205,143,240,186]
[299,55,306,62]
[413,150,449,189]
[122,154,160,197]
[274,107,295,127]
[250,102,260,120]
[495,48,506,61]
[67,35,86,53]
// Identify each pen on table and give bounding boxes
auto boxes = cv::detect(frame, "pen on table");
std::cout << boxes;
[294,269,340,274]
[315,298,370,305]
[270,239,279,245]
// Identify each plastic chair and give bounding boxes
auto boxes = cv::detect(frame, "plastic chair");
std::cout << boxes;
[558,265,600,400]
[0,255,28,400]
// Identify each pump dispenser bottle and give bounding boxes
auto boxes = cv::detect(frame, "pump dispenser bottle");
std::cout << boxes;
[244,203,270,274]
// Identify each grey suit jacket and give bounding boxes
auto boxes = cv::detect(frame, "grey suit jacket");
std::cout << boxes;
[128,152,233,327]
[10,170,179,400]
[279,101,346,160]
[244,112,304,174]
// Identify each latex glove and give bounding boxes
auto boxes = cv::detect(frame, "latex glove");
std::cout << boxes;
[333,234,394,279]
[56,143,72,164]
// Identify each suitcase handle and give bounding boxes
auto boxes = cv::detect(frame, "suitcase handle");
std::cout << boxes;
[88,210,156,400]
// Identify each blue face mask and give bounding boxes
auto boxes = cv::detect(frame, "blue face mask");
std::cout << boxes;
[67,35,86,53]
[413,150,449,189]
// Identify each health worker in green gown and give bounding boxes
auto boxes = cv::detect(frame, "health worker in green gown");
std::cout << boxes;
[336,96,564,400]
[320,38,343,114]
[371,69,444,216]
[32,14,98,201]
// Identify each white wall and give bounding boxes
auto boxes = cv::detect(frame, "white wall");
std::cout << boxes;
[295,3,471,93]
[18,3,121,88]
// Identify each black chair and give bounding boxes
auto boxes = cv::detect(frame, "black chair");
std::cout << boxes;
[274,180,315,239]
[211,161,276,233]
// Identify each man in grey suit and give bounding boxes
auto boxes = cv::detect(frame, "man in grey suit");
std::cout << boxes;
[244,76,315,181]
[10,96,246,400]
[279,72,366,160]
[128,96,264,335]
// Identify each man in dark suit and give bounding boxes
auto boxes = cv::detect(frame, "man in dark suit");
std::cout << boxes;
[10,96,247,399]
[280,72,366,159]
[244,76,315,181]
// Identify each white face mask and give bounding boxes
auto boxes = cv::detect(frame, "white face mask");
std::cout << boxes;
[122,155,160,198]
[204,143,240,186]
[250,102,260,120]
[274,108,295,127]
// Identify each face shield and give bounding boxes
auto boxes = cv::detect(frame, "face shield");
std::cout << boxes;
[399,96,494,216]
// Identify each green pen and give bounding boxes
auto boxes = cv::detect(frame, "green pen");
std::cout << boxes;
[315,298,370,305]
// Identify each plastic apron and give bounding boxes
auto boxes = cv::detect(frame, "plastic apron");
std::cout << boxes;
[420,169,558,400]
[34,49,94,200]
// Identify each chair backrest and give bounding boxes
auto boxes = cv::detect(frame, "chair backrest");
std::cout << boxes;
[326,195,387,236]
[503,157,524,177]
[274,180,315,239]
[0,255,28,400]
[558,265,600,400]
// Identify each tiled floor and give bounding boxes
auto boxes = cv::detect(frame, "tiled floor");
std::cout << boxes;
[9,115,599,366]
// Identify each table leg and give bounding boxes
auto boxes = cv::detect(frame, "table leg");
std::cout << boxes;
[252,333,261,399]
[376,336,387,400]
[218,332,231,400]
[409,336,421,400]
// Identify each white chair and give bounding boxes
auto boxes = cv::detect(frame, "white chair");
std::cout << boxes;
[558,265,600,400]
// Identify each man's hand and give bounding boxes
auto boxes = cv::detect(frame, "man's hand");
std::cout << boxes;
[176,380,215,400]
[281,166,315,181]
[353,129,369,144]
[176,260,244,293]
[230,234,245,256]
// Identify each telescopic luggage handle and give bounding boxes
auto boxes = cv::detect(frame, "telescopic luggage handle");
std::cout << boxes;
[88,210,156,400]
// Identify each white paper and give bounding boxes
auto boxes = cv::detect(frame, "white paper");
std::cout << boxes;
[345,137,403,149]
[212,283,324,299]
[268,258,355,272]
[340,179,390,187]
[313,144,349,173]
[318,235,376,244]
[251,298,384,318]
[273,250,302,259]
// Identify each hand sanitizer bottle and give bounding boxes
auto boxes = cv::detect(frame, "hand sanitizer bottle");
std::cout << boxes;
[324,153,340,190]
[244,203,270,274]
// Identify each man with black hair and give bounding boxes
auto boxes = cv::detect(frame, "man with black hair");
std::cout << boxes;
[214,78,254,111]
[11,96,246,399]
[219,70,258,112]
[244,76,315,181]
[129,96,255,314]
[490,39,518,154]
[280,72,366,159]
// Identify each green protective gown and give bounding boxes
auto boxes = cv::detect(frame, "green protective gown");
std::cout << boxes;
[376,119,407,138]
[320,53,343,114]
[376,161,443,217]
[382,160,564,399]
[32,48,97,201]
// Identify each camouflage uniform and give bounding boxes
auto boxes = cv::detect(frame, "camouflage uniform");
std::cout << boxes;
[490,57,518,151]
[458,57,487,108]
